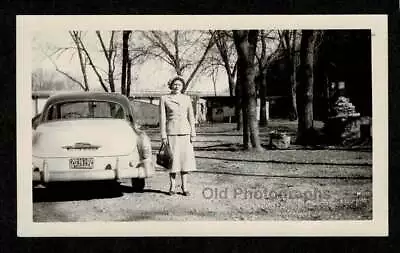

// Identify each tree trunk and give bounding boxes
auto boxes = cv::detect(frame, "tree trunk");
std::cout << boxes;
[108,63,115,92]
[228,74,235,97]
[241,94,250,149]
[325,76,331,118]
[290,81,298,120]
[235,78,242,130]
[121,31,131,96]
[233,30,262,151]
[289,54,298,120]
[97,31,116,93]
[259,70,268,126]
[215,31,236,97]
[257,30,269,128]
[235,62,242,130]
[289,30,298,120]
[126,59,132,97]
[297,30,317,145]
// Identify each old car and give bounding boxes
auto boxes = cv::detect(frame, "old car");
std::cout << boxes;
[32,92,154,191]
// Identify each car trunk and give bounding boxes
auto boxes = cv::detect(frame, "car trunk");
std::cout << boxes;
[33,119,138,158]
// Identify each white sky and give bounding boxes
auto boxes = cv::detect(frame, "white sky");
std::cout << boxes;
[32,30,230,95]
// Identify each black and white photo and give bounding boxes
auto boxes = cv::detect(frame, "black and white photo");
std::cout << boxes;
[17,15,388,236]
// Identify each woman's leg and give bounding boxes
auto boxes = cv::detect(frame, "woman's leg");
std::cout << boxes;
[169,173,176,194]
[181,172,190,195]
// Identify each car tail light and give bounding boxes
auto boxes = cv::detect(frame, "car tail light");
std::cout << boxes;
[32,132,42,146]
[42,160,49,183]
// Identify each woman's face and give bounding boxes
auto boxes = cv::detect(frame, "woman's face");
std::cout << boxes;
[170,81,183,93]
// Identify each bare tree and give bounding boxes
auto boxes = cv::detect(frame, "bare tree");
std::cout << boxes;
[296,30,318,145]
[32,68,80,91]
[71,31,109,92]
[212,30,237,96]
[233,30,263,151]
[277,30,301,120]
[69,31,90,91]
[96,31,117,92]
[37,31,135,94]
[121,31,131,95]
[32,68,57,90]
[205,30,242,129]
[109,31,152,97]
[140,30,215,93]
[255,30,281,126]
[289,30,299,120]
[36,35,88,91]
[126,59,132,97]
[235,71,242,130]
[71,30,129,94]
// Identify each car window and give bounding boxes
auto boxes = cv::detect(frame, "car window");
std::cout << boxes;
[45,101,126,121]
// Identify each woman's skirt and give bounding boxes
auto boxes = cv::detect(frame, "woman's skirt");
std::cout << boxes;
[167,135,196,173]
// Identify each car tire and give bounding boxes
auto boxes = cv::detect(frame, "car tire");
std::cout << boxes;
[131,178,145,192]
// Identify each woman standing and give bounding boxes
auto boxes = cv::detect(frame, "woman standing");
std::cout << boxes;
[159,76,196,196]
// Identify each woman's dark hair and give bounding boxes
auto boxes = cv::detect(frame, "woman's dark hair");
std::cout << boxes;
[168,76,186,89]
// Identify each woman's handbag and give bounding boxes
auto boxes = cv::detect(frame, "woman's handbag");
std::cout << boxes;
[156,142,172,169]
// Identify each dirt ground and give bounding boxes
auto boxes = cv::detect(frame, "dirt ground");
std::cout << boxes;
[33,120,372,222]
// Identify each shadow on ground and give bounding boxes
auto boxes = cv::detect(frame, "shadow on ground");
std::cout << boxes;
[33,181,170,202]
[192,143,371,152]
[193,170,372,180]
[195,155,371,167]
[119,184,170,195]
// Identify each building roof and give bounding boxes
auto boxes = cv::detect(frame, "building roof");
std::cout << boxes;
[32,90,231,99]
[32,90,286,100]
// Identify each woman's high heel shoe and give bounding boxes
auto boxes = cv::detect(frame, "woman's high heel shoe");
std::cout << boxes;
[181,187,191,196]
[168,187,176,196]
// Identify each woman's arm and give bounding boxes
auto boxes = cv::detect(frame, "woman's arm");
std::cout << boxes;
[187,96,196,138]
[159,96,167,140]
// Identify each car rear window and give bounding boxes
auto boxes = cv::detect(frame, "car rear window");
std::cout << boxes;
[45,101,126,121]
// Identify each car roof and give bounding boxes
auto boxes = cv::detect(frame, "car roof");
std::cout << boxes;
[36,91,146,128]
[47,91,130,105]
[43,92,134,117]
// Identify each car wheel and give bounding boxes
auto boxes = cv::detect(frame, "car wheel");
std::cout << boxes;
[131,178,145,192]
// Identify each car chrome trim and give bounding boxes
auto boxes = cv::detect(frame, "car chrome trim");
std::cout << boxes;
[62,142,101,150]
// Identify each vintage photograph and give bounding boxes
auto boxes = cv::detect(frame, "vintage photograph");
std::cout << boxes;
[17,15,388,236]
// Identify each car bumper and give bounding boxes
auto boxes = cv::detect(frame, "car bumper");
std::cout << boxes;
[33,159,154,183]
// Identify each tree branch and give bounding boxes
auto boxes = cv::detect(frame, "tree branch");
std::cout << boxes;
[55,68,87,91]
[174,30,181,74]
[109,31,115,56]
[96,31,111,61]
[148,31,176,64]
[43,47,87,91]
[146,51,175,68]
[214,30,234,77]
[76,33,109,92]
[69,31,89,91]
[183,33,216,93]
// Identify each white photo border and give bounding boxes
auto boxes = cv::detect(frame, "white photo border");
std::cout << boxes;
[17,15,388,237]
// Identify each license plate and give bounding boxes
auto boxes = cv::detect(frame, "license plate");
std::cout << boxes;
[69,158,94,169]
